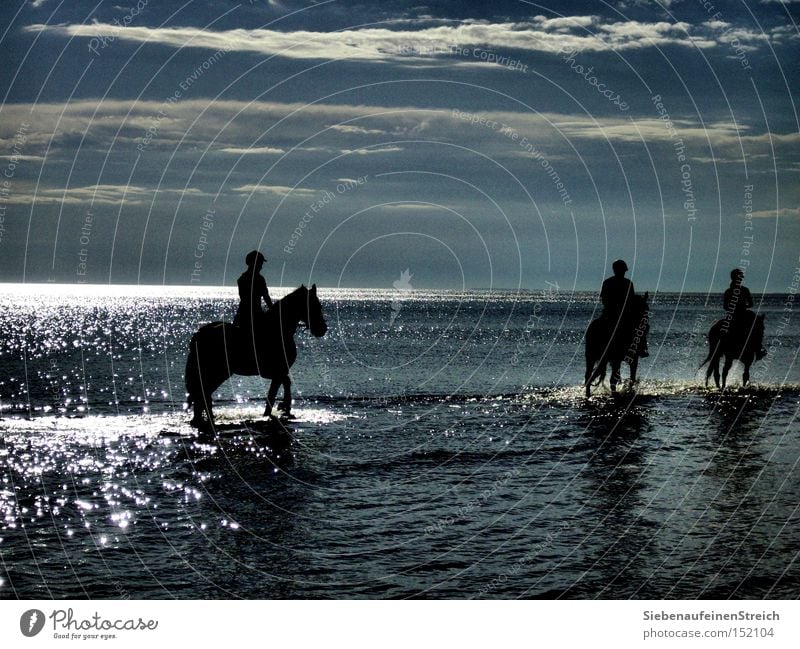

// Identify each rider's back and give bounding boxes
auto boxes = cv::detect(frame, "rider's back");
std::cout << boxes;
[601,275,634,319]
[723,285,752,317]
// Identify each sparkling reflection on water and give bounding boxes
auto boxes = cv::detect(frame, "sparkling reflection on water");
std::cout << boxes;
[2,389,798,599]
[0,286,798,598]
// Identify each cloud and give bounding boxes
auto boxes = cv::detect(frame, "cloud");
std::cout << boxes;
[218,146,285,155]
[1,98,794,200]
[341,146,404,155]
[4,184,211,206]
[232,184,316,197]
[3,98,793,155]
[0,154,45,162]
[26,18,732,63]
[750,207,800,218]
[383,203,438,210]
[329,125,388,136]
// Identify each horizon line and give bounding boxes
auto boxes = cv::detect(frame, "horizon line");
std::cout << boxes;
[0,281,786,296]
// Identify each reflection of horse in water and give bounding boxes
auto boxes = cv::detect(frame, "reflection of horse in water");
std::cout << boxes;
[185,285,327,429]
[700,312,765,388]
[585,292,649,397]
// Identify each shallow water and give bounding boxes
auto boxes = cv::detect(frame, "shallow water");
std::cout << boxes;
[1,286,798,598]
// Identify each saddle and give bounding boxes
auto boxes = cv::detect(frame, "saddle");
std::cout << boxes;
[600,309,648,358]
[721,310,765,359]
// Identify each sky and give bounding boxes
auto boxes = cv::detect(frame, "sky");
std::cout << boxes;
[0,0,798,292]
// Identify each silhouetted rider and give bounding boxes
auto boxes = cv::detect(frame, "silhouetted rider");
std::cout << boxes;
[723,268,752,321]
[723,268,766,359]
[234,250,273,331]
[601,259,634,320]
[601,259,648,357]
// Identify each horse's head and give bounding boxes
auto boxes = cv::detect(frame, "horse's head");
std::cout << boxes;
[632,291,649,318]
[301,284,328,338]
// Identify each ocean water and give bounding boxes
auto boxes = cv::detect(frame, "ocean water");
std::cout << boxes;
[0,284,798,599]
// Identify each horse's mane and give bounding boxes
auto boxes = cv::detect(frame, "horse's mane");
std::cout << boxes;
[263,285,308,325]
[274,285,307,307]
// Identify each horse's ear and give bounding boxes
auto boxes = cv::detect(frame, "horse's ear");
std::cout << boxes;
[644,291,649,301]
[300,283,306,288]
[311,283,316,292]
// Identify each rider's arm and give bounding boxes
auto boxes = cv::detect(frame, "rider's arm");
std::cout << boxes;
[261,276,273,308]
[600,280,611,307]
[744,287,753,309]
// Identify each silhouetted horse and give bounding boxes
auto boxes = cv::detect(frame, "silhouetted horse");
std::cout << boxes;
[585,292,649,397]
[185,284,327,429]
[700,312,765,388]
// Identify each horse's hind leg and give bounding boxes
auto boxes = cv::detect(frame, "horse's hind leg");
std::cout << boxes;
[743,362,751,387]
[585,359,595,397]
[585,358,605,397]
[264,378,281,417]
[277,376,292,415]
[721,356,733,389]
[711,355,721,389]
[189,379,215,431]
[190,399,205,428]
[629,356,639,387]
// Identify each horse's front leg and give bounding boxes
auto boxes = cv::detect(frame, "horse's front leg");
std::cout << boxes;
[610,360,621,394]
[277,376,292,415]
[629,356,639,388]
[264,378,281,417]
[721,356,733,389]
[742,361,751,387]
[704,358,713,387]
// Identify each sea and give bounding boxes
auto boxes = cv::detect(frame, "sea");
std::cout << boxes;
[0,284,798,599]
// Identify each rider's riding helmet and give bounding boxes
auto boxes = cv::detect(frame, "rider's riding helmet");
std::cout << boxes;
[730,268,744,281]
[612,259,628,274]
[245,250,266,267]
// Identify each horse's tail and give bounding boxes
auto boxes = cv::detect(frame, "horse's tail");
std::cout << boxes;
[584,319,607,390]
[699,322,721,369]
[593,365,606,386]
[698,345,714,370]
[185,333,200,410]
